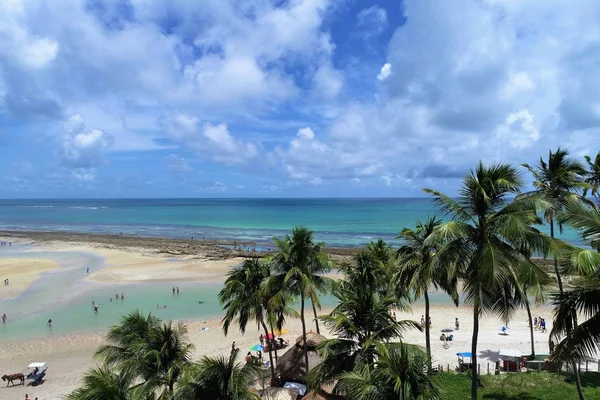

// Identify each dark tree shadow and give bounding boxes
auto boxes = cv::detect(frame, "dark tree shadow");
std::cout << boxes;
[565,372,600,388]
[482,392,538,400]
[479,350,500,362]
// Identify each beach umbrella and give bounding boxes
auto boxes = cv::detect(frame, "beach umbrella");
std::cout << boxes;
[267,333,276,340]
[275,328,289,336]
[250,344,263,351]
[441,328,454,333]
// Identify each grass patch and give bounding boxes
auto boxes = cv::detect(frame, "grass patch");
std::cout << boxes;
[432,371,600,399]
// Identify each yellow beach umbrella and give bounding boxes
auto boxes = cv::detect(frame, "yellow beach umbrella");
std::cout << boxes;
[274,328,289,336]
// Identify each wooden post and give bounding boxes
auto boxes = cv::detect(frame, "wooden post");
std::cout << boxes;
[478,364,480,375]
[487,363,490,375]
[447,364,449,373]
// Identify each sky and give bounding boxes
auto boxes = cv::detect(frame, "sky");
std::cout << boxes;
[0,0,598,198]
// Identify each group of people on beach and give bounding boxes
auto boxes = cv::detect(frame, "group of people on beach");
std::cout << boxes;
[533,316,547,332]
[3,278,9,286]
[0,241,11,246]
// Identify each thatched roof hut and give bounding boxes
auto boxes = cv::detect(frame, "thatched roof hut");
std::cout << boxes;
[261,387,300,400]
[276,332,327,382]
[303,391,345,400]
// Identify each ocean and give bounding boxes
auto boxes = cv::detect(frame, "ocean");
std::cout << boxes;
[0,198,584,246]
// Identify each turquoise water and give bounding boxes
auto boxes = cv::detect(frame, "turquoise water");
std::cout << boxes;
[0,198,585,246]
[0,198,586,340]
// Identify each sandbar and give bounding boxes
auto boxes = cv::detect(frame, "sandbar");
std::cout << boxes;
[0,258,60,298]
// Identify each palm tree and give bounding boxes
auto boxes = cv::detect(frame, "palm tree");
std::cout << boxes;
[64,366,133,400]
[395,216,459,373]
[366,238,394,266]
[219,259,280,380]
[551,199,600,364]
[94,311,192,399]
[309,250,419,392]
[270,227,332,372]
[336,342,439,400]
[515,259,552,359]
[584,152,600,198]
[521,147,588,293]
[426,162,541,400]
[174,348,262,400]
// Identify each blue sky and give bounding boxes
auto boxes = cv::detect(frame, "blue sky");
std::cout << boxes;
[0,0,598,198]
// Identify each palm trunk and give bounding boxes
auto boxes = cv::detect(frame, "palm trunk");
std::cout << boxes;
[300,291,310,374]
[424,290,432,374]
[525,297,535,359]
[261,321,276,381]
[552,220,585,399]
[471,304,480,400]
[550,220,564,293]
[269,321,278,362]
[311,293,321,334]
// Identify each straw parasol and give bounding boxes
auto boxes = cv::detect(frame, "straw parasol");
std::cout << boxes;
[276,332,327,382]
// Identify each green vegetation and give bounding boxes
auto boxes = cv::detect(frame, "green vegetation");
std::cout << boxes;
[432,372,600,400]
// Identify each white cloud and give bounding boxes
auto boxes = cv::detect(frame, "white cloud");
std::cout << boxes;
[377,63,392,81]
[59,114,115,168]
[495,110,540,150]
[165,154,192,173]
[357,5,388,36]
[162,113,259,165]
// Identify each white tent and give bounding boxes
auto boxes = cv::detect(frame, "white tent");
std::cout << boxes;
[28,362,47,369]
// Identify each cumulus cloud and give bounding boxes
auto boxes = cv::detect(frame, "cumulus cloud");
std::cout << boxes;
[162,113,259,165]
[59,114,115,168]
[377,63,391,81]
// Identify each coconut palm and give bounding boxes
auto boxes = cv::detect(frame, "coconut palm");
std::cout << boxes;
[395,216,459,373]
[366,238,394,266]
[64,366,133,400]
[584,152,600,198]
[308,250,419,392]
[521,148,588,293]
[219,259,280,380]
[425,162,542,400]
[336,342,439,400]
[515,259,552,358]
[136,321,193,398]
[174,348,262,400]
[95,311,192,399]
[551,199,600,364]
[269,227,333,372]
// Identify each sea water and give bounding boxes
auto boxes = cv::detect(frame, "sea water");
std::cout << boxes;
[0,198,586,340]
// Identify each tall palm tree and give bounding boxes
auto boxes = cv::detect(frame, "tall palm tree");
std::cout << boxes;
[336,342,440,400]
[64,366,133,400]
[270,227,332,371]
[174,348,262,400]
[309,250,419,392]
[521,147,588,293]
[584,152,600,198]
[425,162,540,400]
[395,216,458,373]
[219,259,281,380]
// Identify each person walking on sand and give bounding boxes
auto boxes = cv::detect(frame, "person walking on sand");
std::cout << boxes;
[260,334,264,346]
[455,317,460,330]
[420,315,425,328]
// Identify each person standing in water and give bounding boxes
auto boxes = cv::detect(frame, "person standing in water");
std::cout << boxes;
[1,314,6,324]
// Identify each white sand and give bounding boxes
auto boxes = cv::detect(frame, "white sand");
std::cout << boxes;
[0,258,60,299]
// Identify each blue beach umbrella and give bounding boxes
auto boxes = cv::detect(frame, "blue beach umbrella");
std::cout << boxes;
[250,344,263,351]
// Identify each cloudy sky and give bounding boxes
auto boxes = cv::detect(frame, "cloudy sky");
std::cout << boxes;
[0,0,598,198]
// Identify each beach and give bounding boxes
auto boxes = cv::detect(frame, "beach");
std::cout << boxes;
[0,232,571,399]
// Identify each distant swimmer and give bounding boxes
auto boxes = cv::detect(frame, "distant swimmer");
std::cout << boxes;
[121,293,125,300]
[92,300,95,308]
[94,305,99,313]
[48,319,52,328]
[86,267,89,274]
[176,287,179,294]
[173,287,175,294]
[1,314,6,324]
[116,293,119,300]
[198,301,204,304]
[110,296,112,302]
